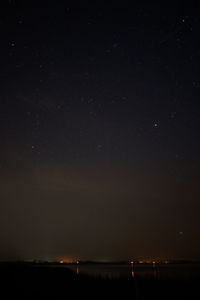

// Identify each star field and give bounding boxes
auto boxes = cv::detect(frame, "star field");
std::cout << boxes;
[0,1,200,261]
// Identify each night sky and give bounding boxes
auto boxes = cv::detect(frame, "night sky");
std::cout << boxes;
[1,1,200,262]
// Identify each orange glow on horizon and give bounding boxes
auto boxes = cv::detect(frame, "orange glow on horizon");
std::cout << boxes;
[59,258,80,264]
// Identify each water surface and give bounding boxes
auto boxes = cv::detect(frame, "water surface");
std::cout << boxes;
[66,263,200,280]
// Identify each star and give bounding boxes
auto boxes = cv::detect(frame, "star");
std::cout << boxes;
[113,43,118,48]
[170,112,177,119]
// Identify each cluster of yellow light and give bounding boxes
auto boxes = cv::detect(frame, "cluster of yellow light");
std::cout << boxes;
[130,260,167,264]
[59,258,80,264]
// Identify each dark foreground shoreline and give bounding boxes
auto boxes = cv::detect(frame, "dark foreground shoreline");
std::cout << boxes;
[0,263,200,299]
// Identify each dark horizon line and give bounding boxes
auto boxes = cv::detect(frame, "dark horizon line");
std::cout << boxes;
[1,260,200,264]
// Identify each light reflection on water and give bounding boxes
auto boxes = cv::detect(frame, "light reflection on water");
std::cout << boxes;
[65,263,200,280]
[76,266,79,275]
